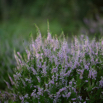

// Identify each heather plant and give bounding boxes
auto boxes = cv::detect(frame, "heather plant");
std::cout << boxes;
[1,28,103,103]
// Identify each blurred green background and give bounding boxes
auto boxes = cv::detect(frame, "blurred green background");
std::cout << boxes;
[0,0,103,90]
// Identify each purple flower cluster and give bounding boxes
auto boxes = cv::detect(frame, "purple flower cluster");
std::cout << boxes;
[3,31,103,102]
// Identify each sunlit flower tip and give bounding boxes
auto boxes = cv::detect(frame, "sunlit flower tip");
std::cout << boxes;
[26,50,31,60]
[37,76,41,83]
[99,79,103,87]
[81,34,84,38]
[71,98,76,100]
[69,81,72,85]
[58,87,67,93]
[31,89,36,97]
[78,96,82,101]
[102,41,103,45]
[24,94,28,98]
[21,78,26,86]
[11,93,16,101]
[84,65,89,70]
[88,69,97,79]
[25,78,32,83]
[49,80,54,84]
[37,87,43,96]
[13,73,21,80]
[14,53,19,65]
[19,96,24,101]
[31,67,37,75]
[8,74,15,85]
[52,67,58,73]
[85,80,88,82]
[47,31,51,38]
[17,52,22,59]
[4,80,10,89]
[66,92,71,98]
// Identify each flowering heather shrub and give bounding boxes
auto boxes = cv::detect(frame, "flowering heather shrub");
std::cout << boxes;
[1,30,103,102]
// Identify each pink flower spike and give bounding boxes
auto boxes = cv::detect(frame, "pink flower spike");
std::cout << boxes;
[102,41,103,45]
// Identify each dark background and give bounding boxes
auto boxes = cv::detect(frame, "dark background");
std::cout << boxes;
[1,0,103,36]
